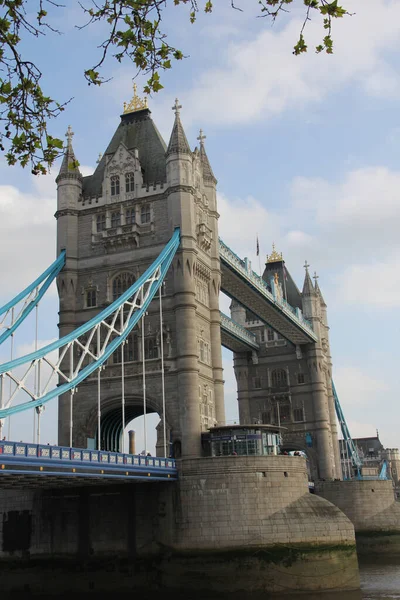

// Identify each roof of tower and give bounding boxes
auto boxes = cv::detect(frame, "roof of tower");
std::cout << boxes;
[166,98,191,156]
[82,86,167,197]
[197,129,217,184]
[56,125,82,183]
[262,257,302,311]
[302,262,316,297]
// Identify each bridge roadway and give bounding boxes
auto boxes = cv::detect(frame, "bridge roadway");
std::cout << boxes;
[219,238,317,345]
[0,441,177,488]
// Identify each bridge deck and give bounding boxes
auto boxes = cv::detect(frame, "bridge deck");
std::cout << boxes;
[0,441,177,488]
[220,311,259,353]
[219,239,317,345]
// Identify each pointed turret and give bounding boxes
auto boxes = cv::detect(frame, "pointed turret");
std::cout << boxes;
[313,273,326,307]
[56,125,82,183]
[302,261,316,297]
[166,99,191,155]
[197,129,217,185]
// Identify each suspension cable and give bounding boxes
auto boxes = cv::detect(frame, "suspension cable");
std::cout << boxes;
[159,283,167,457]
[141,294,147,455]
[69,343,74,448]
[121,310,125,454]
[97,327,101,451]
[33,302,39,443]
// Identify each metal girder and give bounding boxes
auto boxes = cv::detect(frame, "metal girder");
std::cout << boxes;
[0,229,180,420]
[0,251,66,346]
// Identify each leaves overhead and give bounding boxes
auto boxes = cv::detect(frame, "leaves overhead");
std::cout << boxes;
[0,0,349,174]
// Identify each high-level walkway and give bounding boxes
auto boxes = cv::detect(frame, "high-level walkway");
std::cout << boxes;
[219,239,317,345]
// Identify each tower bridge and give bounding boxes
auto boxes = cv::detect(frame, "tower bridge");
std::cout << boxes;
[0,85,398,595]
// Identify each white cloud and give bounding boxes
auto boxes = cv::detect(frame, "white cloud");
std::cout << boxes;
[334,366,389,407]
[181,0,400,126]
[337,254,400,307]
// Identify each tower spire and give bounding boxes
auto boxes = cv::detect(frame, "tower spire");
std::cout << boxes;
[197,128,216,184]
[313,271,327,306]
[56,125,82,183]
[167,99,191,155]
[302,261,316,296]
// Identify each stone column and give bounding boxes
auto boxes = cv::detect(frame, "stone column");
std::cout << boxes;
[128,430,136,455]
[209,274,225,424]
[307,346,335,480]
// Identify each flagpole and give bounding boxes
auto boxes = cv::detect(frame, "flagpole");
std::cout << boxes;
[256,233,261,275]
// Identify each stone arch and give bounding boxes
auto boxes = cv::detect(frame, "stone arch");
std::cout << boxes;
[84,393,174,454]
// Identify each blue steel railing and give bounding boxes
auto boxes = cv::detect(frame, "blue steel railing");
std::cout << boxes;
[0,440,176,471]
[218,238,316,339]
[220,312,259,350]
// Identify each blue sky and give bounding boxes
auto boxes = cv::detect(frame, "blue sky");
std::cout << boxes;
[0,0,399,452]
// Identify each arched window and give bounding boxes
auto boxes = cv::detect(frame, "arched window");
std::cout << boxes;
[113,333,138,363]
[96,213,106,232]
[145,338,158,359]
[111,211,121,228]
[271,368,288,388]
[112,272,135,301]
[86,289,97,308]
[125,172,135,193]
[125,207,135,225]
[111,175,120,196]
[141,204,151,224]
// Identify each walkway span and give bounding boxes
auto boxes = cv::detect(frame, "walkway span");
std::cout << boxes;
[220,312,259,353]
[219,239,317,345]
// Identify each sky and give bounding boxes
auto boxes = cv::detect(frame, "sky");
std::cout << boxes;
[0,0,399,453]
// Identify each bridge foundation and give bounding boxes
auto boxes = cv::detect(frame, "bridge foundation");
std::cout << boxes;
[316,480,400,555]
[0,458,360,594]
[161,456,359,594]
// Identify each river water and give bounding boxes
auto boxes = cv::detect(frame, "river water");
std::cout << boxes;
[2,558,399,598]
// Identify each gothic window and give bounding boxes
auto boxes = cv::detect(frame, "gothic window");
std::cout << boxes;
[113,334,138,364]
[267,328,274,342]
[111,211,121,228]
[271,368,287,388]
[141,204,151,224]
[253,376,261,389]
[125,172,135,193]
[293,407,305,422]
[260,329,265,343]
[279,404,291,423]
[145,338,158,359]
[96,213,106,232]
[111,175,120,196]
[125,207,135,225]
[297,373,305,384]
[112,272,135,301]
[200,340,205,362]
[125,334,139,362]
[86,289,97,308]
[262,411,271,424]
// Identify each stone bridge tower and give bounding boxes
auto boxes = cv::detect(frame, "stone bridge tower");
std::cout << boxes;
[56,88,225,457]
[231,250,341,481]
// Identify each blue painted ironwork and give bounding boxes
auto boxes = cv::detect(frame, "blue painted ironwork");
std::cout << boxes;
[218,238,317,342]
[0,440,177,481]
[0,251,66,346]
[220,312,259,351]
[0,229,180,419]
[332,380,362,477]
[379,459,388,480]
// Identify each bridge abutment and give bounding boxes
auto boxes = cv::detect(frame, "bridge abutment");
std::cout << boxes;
[161,456,359,594]
[316,480,400,555]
